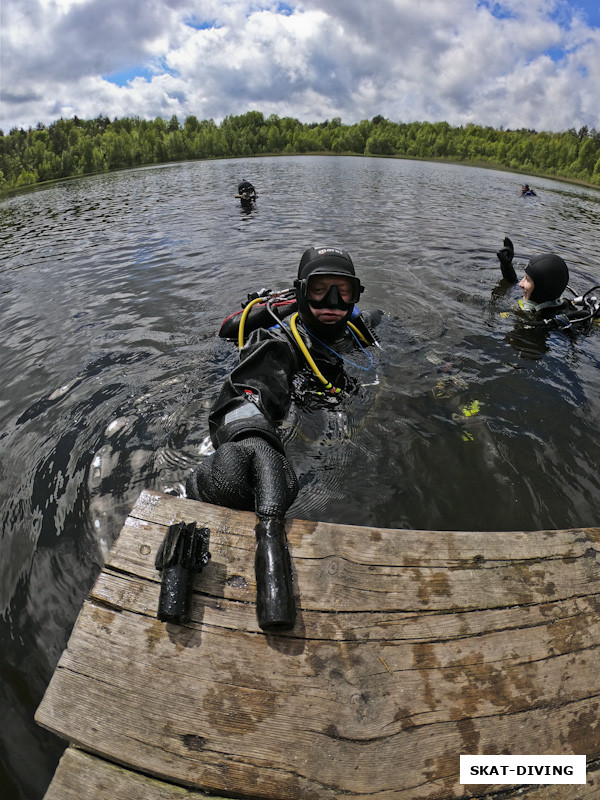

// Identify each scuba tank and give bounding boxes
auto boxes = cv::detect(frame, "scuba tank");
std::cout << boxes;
[550,285,600,330]
[219,288,297,341]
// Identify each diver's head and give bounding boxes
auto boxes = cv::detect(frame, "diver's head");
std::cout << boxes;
[520,253,569,305]
[294,247,364,338]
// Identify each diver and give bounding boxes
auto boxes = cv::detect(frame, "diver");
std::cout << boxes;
[236,179,257,205]
[496,236,600,331]
[186,247,382,630]
[520,184,537,196]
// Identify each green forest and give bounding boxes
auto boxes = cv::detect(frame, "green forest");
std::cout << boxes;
[1,110,600,193]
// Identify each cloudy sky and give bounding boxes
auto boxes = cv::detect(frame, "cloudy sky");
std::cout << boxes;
[1,0,599,134]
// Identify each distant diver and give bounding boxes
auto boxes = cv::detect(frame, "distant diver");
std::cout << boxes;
[236,179,257,205]
[520,184,537,196]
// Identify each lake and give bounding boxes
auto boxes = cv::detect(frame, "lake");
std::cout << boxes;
[1,155,599,799]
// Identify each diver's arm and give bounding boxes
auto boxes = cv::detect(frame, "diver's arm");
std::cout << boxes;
[208,328,300,451]
[188,326,300,510]
[187,331,300,632]
[497,237,518,284]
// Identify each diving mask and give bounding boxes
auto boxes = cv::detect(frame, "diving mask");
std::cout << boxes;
[294,276,362,310]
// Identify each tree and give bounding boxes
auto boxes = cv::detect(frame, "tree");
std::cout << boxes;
[1,111,599,192]
[184,115,200,134]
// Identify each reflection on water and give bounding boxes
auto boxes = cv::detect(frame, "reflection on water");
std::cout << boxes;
[1,156,599,798]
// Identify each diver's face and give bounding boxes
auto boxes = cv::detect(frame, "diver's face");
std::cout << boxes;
[519,273,535,301]
[308,275,353,324]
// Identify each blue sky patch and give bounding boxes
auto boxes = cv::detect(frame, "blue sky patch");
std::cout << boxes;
[544,45,568,63]
[184,16,221,30]
[572,0,600,27]
[103,63,176,87]
[476,1,515,20]
[103,66,155,86]
[478,0,599,28]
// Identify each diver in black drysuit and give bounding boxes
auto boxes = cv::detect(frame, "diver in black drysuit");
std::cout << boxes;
[238,179,256,195]
[186,246,382,629]
[188,246,382,507]
[237,179,257,205]
[495,237,599,337]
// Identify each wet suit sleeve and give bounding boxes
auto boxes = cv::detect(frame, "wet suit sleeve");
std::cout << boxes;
[187,326,301,518]
[497,237,518,284]
[208,326,301,452]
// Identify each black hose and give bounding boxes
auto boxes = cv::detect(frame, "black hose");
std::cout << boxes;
[266,296,300,350]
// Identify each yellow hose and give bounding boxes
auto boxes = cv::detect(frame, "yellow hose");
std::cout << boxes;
[238,296,266,350]
[347,320,369,344]
[240,302,367,394]
[290,313,340,394]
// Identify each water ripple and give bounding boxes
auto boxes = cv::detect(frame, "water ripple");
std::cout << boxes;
[1,156,599,800]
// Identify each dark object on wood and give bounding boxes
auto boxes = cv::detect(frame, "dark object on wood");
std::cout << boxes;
[254,518,296,631]
[155,521,210,623]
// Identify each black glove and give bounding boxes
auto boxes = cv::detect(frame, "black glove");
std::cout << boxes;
[186,436,298,520]
[496,236,517,283]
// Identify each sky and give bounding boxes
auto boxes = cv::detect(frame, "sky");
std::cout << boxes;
[1,0,600,135]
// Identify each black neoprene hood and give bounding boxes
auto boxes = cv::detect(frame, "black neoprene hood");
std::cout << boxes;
[298,247,358,282]
[525,253,569,304]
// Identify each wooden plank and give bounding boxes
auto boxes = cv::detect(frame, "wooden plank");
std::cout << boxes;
[116,491,600,614]
[43,746,229,800]
[91,564,600,643]
[36,492,600,799]
[44,747,600,800]
[37,600,600,796]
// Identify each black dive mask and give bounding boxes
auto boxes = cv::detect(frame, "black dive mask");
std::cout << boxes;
[294,277,362,310]
[294,277,361,341]
[296,280,359,311]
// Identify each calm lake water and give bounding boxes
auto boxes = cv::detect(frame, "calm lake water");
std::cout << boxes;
[1,155,599,798]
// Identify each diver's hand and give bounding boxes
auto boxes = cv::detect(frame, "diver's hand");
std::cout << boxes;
[186,436,298,520]
[496,236,517,283]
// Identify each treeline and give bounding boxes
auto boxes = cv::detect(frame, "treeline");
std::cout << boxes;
[1,110,600,192]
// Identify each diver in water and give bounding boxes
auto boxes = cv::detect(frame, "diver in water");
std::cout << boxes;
[520,184,537,196]
[186,246,382,629]
[189,246,382,496]
[237,179,257,204]
[496,237,600,330]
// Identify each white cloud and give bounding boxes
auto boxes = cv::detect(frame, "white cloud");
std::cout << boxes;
[1,0,598,133]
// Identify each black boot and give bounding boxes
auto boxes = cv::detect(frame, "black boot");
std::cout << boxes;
[254,518,296,631]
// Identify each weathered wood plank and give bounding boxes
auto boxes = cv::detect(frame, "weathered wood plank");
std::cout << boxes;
[128,490,600,565]
[43,746,229,800]
[44,747,600,800]
[112,491,600,614]
[36,492,600,799]
[91,564,600,643]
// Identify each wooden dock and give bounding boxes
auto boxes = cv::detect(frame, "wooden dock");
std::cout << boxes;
[36,489,600,799]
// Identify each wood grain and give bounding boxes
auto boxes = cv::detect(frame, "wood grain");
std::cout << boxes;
[36,491,600,799]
